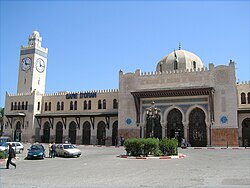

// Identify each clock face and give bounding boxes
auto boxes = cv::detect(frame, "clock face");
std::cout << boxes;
[36,58,45,73]
[21,57,32,71]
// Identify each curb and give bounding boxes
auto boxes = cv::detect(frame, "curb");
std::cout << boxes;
[118,154,187,160]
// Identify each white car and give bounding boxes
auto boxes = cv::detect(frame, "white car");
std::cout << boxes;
[55,144,81,158]
[7,142,24,153]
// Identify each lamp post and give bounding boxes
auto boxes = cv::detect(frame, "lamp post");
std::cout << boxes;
[146,102,160,138]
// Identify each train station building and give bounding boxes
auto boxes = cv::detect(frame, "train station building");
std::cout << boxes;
[3,31,250,147]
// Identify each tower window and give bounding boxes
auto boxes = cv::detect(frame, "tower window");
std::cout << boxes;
[37,102,40,111]
[22,102,25,110]
[18,102,21,110]
[45,102,48,111]
[61,102,64,110]
[70,101,73,110]
[25,101,28,110]
[113,99,118,109]
[11,102,13,111]
[74,101,77,110]
[57,102,60,111]
[84,100,87,110]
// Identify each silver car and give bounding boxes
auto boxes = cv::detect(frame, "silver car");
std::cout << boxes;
[7,142,24,153]
[55,144,81,158]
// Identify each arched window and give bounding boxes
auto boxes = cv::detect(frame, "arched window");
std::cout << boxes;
[174,60,178,70]
[14,102,17,110]
[11,102,13,111]
[18,102,21,110]
[248,92,250,104]
[98,100,102,109]
[84,100,87,110]
[37,102,40,111]
[25,101,28,110]
[103,99,106,109]
[241,92,246,104]
[48,102,51,111]
[70,101,73,110]
[88,100,91,110]
[193,61,196,69]
[45,102,48,111]
[74,101,77,110]
[22,102,25,110]
[57,102,60,111]
[113,99,118,109]
[61,102,64,110]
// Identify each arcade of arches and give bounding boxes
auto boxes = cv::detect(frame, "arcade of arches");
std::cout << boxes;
[40,120,119,146]
[145,107,208,147]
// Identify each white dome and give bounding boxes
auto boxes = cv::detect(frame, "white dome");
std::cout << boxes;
[156,49,204,72]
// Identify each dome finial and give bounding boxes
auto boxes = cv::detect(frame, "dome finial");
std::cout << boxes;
[179,42,181,50]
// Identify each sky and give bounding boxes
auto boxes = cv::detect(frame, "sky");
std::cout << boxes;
[0,0,249,108]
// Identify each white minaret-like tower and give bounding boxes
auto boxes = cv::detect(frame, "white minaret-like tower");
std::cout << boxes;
[17,31,48,94]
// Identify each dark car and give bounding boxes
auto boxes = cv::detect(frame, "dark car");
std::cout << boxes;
[26,144,45,159]
[0,136,12,146]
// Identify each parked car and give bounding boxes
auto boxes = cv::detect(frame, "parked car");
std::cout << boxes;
[0,136,12,146]
[55,144,81,158]
[26,143,45,159]
[7,142,24,153]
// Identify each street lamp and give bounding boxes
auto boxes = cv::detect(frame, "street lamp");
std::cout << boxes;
[146,101,161,138]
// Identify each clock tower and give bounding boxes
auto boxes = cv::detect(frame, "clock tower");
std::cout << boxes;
[17,31,48,94]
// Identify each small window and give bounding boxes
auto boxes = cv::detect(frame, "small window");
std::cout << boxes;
[88,100,91,110]
[57,102,60,111]
[11,102,13,111]
[22,102,25,110]
[103,99,106,109]
[193,61,196,69]
[174,60,178,70]
[70,101,73,110]
[84,100,87,110]
[14,102,17,110]
[45,102,48,111]
[241,92,246,104]
[49,102,51,111]
[74,101,77,110]
[25,101,28,110]
[98,100,102,109]
[37,102,40,111]
[61,102,64,110]
[18,102,21,110]
[113,99,118,109]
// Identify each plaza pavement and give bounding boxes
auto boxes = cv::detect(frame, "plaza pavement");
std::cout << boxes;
[0,144,249,188]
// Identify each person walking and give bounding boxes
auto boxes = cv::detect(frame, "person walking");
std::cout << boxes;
[6,143,16,169]
[51,142,56,158]
[49,142,52,158]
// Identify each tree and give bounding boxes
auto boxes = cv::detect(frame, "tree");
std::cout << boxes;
[0,108,4,137]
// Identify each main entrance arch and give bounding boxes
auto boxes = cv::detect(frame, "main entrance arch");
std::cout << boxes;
[82,121,91,145]
[242,118,250,147]
[97,121,106,145]
[69,121,77,144]
[167,108,184,144]
[189,108,207,147]
[14,122,22,142]
[55,122,63,143]
[43,122,50,143]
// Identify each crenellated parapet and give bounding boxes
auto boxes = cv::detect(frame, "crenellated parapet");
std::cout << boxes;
[237,80,250,86]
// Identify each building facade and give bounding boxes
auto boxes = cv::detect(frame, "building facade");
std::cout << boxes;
[3,31,250,147]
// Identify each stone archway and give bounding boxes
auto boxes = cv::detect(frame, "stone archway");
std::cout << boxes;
[167,108,184,144]
[82,121,91,145]
[43,122,50,143]
[112,121,118,146]
[69,121,77,144]
[242,118,250,147]
[97,121,106,145]
[14,122,22,142]
[189,108,207,147]
[55,122,63,143]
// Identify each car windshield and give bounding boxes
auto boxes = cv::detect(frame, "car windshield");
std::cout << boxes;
[63,145,74,149]
[31,145,43,150]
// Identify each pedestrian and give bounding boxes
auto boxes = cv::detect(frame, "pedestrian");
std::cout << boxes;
[6,143,16,169]
[51,142,56,158]
[49,142,52,158]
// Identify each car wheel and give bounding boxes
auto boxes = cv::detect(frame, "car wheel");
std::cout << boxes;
[77,155,80,158]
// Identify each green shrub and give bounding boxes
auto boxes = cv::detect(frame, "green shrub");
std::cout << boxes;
[159,138,178,156]
[143,138,159,156]
[0,150,8,159]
